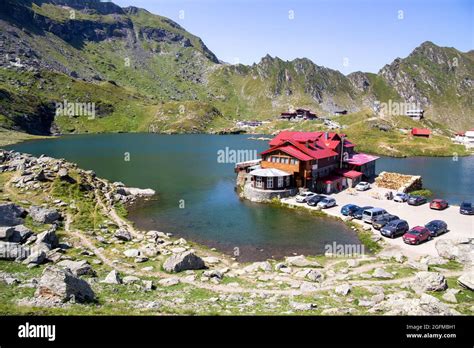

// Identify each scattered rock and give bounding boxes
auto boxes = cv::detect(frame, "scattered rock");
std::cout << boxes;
[286,255,321,268]
[0,203,26,226]
[114,229,132,242]
[457,272,474,291]
[290,301,317,311]
[29,206,61,224]
[435,238,474,265]
[36,230,59,249]
[442,289,459,303]
[35,266,95,303]
[372,268,394,279]
[123,249,141,258]
[102,270,122,284]
[346,259,360,268]
[22,250,46,265]
[122,276,141,284]
[163,251,205,273]
[411,272,447,292]
[335,284,352,296]
[158,278,180,287]
[57,260,95,277]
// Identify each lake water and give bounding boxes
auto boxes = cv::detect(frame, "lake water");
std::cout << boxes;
[6,134,473,261]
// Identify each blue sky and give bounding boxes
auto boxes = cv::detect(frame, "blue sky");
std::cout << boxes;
[112,0,473,73]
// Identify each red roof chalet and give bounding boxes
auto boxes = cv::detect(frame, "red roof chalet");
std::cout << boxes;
[411,128,431,137]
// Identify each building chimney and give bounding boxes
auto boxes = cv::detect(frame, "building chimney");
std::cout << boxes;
[325,132,329,140]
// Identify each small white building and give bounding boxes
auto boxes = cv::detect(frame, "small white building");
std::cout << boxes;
[406,109,424,120]
[453,129,474,148]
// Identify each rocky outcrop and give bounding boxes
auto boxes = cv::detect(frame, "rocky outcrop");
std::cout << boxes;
[29,206,61,224]
[57,260,96,277]
[457,272,474,291]
[0,203,26,226]
[35,266,96,303]
[163,251,205,273]
[435,238,474,265]
[410,272,447,293]
[102,270,122,284]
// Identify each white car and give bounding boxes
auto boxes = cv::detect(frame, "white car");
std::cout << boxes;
[355,182,371,191]
[317,197,336,209]
[295,192,317,203]
[393,192,409,202]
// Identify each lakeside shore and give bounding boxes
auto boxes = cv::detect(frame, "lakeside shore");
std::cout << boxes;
[1,149,472,315]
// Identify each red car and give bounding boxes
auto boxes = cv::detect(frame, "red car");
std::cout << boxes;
[430,199,448,210]
[403,226,432,245]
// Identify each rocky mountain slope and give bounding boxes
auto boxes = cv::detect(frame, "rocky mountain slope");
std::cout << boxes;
[0,0,472,136]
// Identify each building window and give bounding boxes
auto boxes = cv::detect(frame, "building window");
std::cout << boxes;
[256,176,263,188]
[286,176,290,186]
[267,177,273,189]
[278,176,283,188]
[283,158,289,164]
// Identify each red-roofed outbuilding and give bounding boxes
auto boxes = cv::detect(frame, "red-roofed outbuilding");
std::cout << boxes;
[411,128,431,137]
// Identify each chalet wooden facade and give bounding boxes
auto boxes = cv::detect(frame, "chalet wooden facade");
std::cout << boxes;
[258,131,379,193]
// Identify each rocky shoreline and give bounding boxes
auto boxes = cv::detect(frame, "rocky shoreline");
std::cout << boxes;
[0,149,473,315]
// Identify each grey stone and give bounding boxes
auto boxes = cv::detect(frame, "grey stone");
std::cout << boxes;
[122,276,141,284]
[435,238,474,265]
[372,268,394,279]
[335,284,352,296]
[29,206,61,224]
[114,229,132,241]
[0,203,25,226]
[290,301,317,311]
[57,260,95,277]
[36,230,59,249]
[22,250,46,265]
[286,255,322,268]
[123,249,141,258]
[163,251,205,273]
[457,272,474,291]
[102,270,122,284]
[35,266,95,303]
[411,272,447,292]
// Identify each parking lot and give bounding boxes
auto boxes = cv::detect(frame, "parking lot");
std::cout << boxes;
[281,188,474,259]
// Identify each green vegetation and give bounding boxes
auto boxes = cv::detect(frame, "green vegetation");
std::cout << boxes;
[409,189,433,198]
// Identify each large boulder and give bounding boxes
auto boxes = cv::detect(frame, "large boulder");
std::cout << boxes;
[36,230,59,249]
[0,241,30,260]
[22,250,46,265]
[102,270,122,284]
[0,225,33,243]
[163,251,205,273]
[435,238,474,265]
[29,206,61,224]
[411,272,447,293]
[286,255,322,268]
[0,203,26,226]
[114,229,132,242]
[457,272,474,291]
[57,260,96,277]
[35,266,95,303]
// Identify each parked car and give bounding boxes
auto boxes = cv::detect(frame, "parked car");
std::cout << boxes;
[372,214,399,230]
[393,192,409,203]
[355,181,371,191]
[362,208,387,224]
[340,204,360,216]
[430,199,448,210]
[460,201,474,215]
[407,195,427,206]
[296,192,317,203]
[306,195,327,206]
[402,226,432,245]
[352,206,373,220]
[425,220,448,237]
[380,219,409,238]
[317,197,336,209]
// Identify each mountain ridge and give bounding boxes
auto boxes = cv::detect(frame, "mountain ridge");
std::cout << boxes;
[0,0,472,137]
